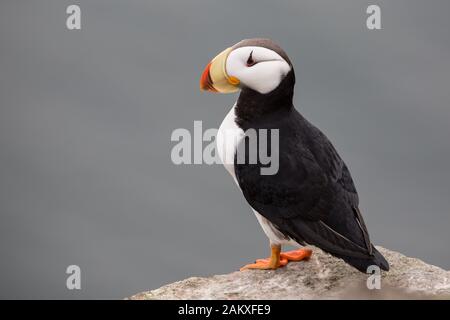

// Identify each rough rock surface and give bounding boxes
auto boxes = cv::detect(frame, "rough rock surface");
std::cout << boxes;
[129,247,450,299]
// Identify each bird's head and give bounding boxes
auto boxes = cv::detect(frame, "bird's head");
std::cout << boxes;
[200,38,294,95]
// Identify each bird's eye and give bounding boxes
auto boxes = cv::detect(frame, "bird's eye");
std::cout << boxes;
[246,51,257,67]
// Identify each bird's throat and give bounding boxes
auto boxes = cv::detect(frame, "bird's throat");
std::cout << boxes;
[235,71,295,128]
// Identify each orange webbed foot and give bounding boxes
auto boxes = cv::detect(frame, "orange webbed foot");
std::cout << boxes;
[240,257,288,271]
[240,245,312,271]
[280,248,312,262]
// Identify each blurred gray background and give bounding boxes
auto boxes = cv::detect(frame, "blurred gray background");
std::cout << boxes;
[1,0,449,299]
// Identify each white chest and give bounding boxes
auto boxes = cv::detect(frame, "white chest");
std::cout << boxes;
[216,104,244,181]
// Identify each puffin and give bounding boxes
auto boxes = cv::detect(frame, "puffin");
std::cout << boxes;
[199,38,389,273]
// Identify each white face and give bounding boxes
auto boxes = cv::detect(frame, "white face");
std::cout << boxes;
[225,46,292,94]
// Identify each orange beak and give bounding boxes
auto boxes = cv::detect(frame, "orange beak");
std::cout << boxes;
[200,62,217,92]
[199,47,240,93]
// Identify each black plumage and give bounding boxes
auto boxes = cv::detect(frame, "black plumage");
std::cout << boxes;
[234,70,389,272]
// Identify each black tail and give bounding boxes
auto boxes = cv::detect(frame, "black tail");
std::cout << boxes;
[341,246,389,273]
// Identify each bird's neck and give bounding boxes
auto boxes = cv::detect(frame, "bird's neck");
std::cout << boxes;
[235,71,295,128]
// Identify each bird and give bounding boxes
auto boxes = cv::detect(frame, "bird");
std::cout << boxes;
[199,38,389,273]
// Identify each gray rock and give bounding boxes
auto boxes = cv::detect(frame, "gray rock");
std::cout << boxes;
[129,247,450,300]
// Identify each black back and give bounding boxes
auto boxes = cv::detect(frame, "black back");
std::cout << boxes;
[233,70,389,272]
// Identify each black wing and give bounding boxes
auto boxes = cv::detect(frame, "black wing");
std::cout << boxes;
[234,109,388,271]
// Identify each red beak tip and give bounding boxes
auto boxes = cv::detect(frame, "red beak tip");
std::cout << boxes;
[200,62,217,92]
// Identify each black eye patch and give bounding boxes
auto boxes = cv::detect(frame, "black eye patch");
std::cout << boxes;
[246,50,257,67]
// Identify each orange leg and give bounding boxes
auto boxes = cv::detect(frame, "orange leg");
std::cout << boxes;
[240,245,312,271]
